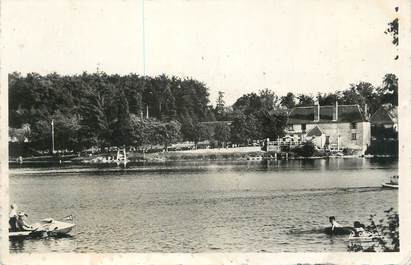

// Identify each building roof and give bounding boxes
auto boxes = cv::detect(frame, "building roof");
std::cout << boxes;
[306,126,323,137]
[287,104,365,124]
[369,104,398,125]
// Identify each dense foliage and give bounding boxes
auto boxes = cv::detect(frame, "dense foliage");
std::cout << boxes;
[231,89,288,144]
[348,208,399,252]
[9,72,398,154]
[9,72,211,152]
[384,7,399,60]
[292,141,316,157]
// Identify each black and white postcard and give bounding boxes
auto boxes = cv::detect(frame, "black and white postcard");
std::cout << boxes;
[1,0,411,264]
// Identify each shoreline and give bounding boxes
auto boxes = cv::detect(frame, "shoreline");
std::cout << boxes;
[8,151,398,167]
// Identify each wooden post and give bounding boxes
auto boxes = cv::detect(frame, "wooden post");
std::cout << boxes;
[51,119,55,155]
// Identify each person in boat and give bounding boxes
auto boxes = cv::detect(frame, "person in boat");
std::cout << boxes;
[16,212,33,231]
[329,216,343,231]
[9,204,18,232]
[352,221,366,237]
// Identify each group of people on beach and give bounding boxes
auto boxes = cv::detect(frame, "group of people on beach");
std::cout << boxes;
[9,204,33,232]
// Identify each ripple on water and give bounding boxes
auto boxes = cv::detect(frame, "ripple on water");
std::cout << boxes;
[9,159,398,252]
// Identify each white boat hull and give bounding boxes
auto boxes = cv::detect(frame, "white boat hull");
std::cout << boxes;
[9,231,32,238]
[382,183,398,189]
[44,220,76,234]
[9,219,75,239]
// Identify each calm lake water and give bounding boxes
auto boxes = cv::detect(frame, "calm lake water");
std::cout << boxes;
[9,158,398,253]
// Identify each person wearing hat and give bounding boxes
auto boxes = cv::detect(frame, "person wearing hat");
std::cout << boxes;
[16,212,33,231]
[9,204,18,231]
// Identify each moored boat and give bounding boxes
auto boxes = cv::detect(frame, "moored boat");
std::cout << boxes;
[382,175,398,189]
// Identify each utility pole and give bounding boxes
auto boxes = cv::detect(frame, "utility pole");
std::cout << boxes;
[51,119,55,154]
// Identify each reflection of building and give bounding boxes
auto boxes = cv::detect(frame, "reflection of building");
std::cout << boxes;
[285,103,371,154]
[368,104,398,155]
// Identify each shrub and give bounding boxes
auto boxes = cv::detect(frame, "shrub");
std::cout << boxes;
[281,145,291,152]
[348,208,399,252]
[293,142,315,157]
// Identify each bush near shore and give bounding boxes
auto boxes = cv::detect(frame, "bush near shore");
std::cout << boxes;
[348,208,399,252]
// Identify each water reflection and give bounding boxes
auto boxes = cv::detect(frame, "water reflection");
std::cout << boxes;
[9,239,25,253]
[10,158,398,253]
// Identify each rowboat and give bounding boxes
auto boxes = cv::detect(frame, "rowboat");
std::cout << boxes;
[9,218,75,239]
[348,231,378,242]
[382,175,399,189]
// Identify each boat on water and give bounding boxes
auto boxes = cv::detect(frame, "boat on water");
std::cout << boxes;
[9,218,76,239]
[324,226,354,235]
[348,230,384,250]
[382,175,398,189]
[348,231,380,243]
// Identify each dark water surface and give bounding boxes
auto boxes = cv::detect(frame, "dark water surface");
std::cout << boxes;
[9,158,398,253]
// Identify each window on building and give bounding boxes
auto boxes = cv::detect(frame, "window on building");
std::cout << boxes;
[301,124,306,131]
[351,122,357,129]
[351,133,357,140]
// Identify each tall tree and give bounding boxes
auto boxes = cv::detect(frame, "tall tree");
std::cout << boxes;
[280,92,296,109]
[380,73,398,106]
[52,110,82,151]
[232,93,262,115]
[297,94,315,106]
[384,7,399,60]
[81,81,117,148]
[258,109,288,140]
[341,82,380,114]
[259,89,280,111]
[317,92,340,106]
[214,122,230,148]
[111,89,133,147]
[161,120,181,151]
[215,91,226,120]
[230,112,260,145]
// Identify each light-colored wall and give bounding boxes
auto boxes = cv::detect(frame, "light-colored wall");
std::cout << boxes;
[286,122,371,154]
[362,121,371,151]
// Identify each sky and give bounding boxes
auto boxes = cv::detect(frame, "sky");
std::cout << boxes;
[3,0,400,105]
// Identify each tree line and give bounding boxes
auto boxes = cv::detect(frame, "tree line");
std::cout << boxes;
[9,72,212,152]
[9,72,397,154]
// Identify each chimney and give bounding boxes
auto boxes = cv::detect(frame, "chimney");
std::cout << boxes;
[314,101,320,121]
[335,101,338,121]
[332,101,338,121]
[364,104,368,119]
[318,103,320,121]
